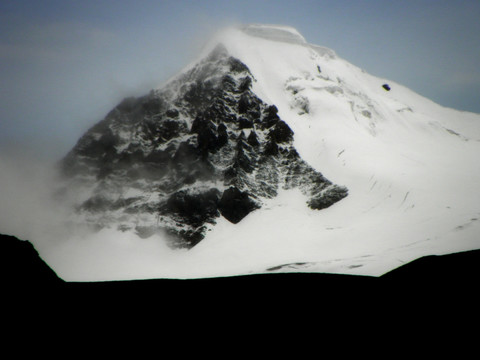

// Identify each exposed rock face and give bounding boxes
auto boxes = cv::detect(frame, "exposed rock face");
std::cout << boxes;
[218,187,260,224]
[58,44,347,248]
[0,234,63,287]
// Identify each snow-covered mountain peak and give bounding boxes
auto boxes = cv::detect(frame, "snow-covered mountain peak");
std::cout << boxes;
[41,24,480,281]
[58,32,348,249]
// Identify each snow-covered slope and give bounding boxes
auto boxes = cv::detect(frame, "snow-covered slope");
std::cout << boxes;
[29,24,480,281]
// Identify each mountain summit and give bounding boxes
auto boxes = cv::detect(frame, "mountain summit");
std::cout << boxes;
[54,24,480,280]
[60,26,348,248]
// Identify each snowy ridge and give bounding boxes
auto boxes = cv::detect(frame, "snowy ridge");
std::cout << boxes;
[30,25,480,281]
[204,25,480,275]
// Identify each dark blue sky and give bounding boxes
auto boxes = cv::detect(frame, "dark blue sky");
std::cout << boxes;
[1,0,479,160]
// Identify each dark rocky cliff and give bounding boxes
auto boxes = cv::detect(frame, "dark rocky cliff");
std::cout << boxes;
[58,44,347,248]
[0,234,63,289]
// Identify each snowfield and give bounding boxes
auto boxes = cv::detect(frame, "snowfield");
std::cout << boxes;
[2,24,480,281]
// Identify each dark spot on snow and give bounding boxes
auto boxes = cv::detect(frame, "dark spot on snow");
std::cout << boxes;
[266,262,309,271]
[308,186,348,210]
[348,264,363,269]
[382,84,391,91]
[361,110,371,118]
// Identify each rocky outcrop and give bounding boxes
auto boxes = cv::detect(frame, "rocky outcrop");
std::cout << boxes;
[0,234,63,288]
[218,187,259,224]
[58,44,348,248]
